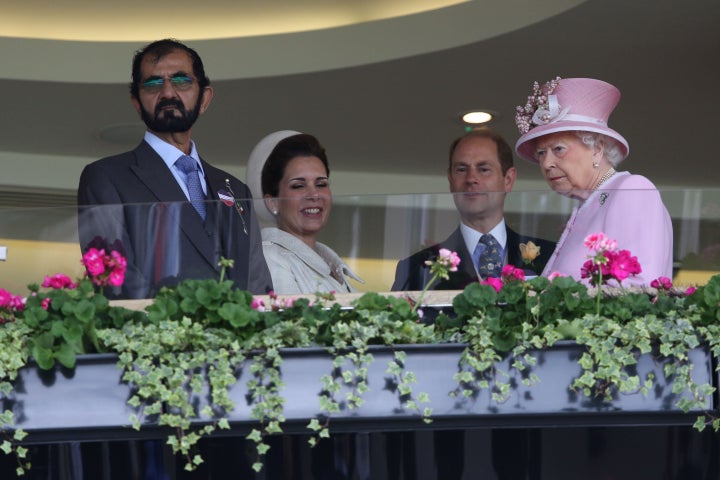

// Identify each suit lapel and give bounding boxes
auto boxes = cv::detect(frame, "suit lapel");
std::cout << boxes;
[203,162,229,210]
[506,227,521,266]
[129,142,186,203]
[129,142,218,272]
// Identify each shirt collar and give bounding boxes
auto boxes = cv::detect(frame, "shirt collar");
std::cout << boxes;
[144,131,204,175]
[460,219,507,255]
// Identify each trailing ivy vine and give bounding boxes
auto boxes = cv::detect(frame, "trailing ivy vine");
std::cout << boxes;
[0,321,31,476]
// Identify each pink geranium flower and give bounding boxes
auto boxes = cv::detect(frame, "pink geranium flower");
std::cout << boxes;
[429,248,461,273]
[501,264,525,282]
[580,259,597,279]
[606,250,642,281]
[0,288,12,308]
[42,273,78,290]
[251,297,266,312]
[82,248,127,288]
[413,249,463,315]
[548,271,568,281]
[583,233,618,253]
[110,250,127,271]
[10,296,25,311]
[0,288,25,319]
[482,277,503,293]
[581,233,641,287]
[108,270,125,287]
[82,248,107,277]
[650,276,673,290]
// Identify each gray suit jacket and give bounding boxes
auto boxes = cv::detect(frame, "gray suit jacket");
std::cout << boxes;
[77,141,273,299]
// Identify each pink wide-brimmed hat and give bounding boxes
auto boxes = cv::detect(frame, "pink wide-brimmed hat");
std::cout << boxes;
[514,77,629,163]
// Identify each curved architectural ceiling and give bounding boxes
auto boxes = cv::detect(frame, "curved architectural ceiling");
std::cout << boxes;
[1,0,717,195]
[0,0,586,82]
[4,0,471,41]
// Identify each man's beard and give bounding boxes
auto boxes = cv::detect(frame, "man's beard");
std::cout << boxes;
[140,96,202,133]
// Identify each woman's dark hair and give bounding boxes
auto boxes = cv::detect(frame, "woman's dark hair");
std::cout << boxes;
[130,38,210,99]
[261,134,330,197]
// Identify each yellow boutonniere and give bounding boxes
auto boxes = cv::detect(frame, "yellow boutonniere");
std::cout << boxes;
[519,241,541,265]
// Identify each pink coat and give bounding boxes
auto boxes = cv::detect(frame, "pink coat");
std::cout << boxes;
[542,172,673,286]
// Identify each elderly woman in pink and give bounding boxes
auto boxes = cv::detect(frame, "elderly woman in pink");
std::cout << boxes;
[513,77,673,285]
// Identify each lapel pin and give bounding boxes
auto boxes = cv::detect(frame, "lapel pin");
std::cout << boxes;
[224,179,248,235]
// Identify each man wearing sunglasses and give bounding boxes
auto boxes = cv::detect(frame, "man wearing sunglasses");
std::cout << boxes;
[77,39,273,300]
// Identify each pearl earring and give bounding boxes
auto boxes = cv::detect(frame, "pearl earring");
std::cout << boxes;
[593,161,599,168]
[272,210,278,215]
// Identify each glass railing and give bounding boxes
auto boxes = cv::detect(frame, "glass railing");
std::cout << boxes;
[1,188,718,296]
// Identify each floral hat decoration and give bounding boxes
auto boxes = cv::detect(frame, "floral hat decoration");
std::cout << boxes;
[514,77,629,163]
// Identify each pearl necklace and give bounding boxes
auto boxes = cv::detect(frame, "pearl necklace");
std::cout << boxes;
[593,167,616,190]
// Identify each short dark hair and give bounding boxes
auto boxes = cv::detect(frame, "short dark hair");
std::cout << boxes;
[130,39,210,99]
[261,134,330,197]
[448,128,515,174]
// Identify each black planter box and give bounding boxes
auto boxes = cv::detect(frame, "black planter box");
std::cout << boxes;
[6,342,716,444]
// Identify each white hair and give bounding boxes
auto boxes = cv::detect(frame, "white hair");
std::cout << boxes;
[573,131,624,167]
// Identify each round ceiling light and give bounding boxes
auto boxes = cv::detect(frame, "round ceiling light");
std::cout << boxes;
[460,110,497,125]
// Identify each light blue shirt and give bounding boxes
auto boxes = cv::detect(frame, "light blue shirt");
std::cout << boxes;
[144,131,208,200]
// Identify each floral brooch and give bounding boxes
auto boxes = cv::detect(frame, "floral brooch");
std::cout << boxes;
[519,241,541,270]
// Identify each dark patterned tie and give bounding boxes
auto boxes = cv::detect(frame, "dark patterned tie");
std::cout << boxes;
[477,234,502,278]
[175,155,207,220]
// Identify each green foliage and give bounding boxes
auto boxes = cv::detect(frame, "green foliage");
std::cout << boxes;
[386,350,433,423]
[2,269,720,474]
[0,322,32,475]
[146,278,262,338]
[98,319,243,470]
[21,279,141,369]
[307,292,437,442]
[690,274,720,324]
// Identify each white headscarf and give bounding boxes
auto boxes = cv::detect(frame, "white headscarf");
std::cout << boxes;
[245,130,301,227]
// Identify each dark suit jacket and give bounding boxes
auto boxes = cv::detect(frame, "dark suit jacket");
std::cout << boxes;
[391,225,555,291]
[77,141,273,299]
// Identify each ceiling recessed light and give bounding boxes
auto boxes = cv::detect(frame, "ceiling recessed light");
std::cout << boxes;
[460,109,498,125]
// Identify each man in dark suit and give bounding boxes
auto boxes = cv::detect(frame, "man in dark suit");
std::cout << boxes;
[390,128,552,480]
[392,128,554,291]
[78,39,272,299]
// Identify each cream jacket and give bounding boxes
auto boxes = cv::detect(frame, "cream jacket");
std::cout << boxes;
[261,227,364,295]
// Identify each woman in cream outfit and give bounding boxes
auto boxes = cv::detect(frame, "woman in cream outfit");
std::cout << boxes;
[246,131,367,478]
[246,130,362,295]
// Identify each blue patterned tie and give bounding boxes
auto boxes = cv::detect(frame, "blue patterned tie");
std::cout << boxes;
[175,155,206,220]
[476,234,502,278]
